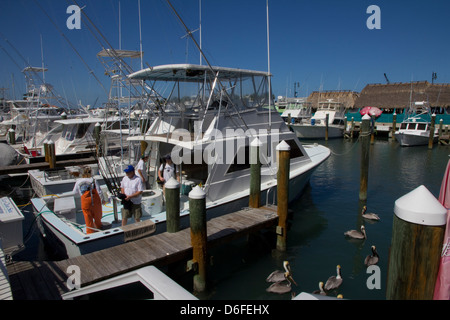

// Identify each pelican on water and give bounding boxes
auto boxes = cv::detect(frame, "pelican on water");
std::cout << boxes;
[364,245,380,266]
[361,206,380,221]
[266,261,292,283]
[266,272,297,294]
[312,281,326,296]
[344,225,367,240]
[324,265,343,291]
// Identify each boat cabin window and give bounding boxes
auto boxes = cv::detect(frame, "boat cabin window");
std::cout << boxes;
[284,139,305,159]
[76,123,91,139]
[400,123,407,130]
[332,119,344,126]
[407,123,417,130]
[417,123,427,130]
[227,146,251,174]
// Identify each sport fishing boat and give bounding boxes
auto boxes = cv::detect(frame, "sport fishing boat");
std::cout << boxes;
[30,63,330,258]
[279,98,312,127]
[395,101,438,147]
[291,99,346,139]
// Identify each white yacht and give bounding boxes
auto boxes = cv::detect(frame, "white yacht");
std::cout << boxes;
[30,64,330,258]
[291,100,346,139]
[395,101,438,147]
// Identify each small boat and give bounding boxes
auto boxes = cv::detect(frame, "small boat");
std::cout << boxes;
[291,99,346,139]
[395,101,438,147]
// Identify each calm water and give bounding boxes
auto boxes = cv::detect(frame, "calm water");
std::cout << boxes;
[2,138,449,300]
[204,137,449,300]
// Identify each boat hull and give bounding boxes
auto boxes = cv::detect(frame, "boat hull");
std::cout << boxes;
[395,132,438,147]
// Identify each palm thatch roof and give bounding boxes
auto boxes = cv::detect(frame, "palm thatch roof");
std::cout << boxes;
[354,81,450,110]
[307,90,359,109]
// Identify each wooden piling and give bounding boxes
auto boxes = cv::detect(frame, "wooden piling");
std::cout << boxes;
[249,138,262,209]
[350,117,355,139]
[8,129,15,145]
[428,114,436,149]
[276,141,291,252]
[43,140,49,163]
[370,116,375,145]
[359,115,371,201]
[438,119,444,144]
[165,177,181,233]
[94,123,102,157]
[47,140,56,169]
[325,113,329,141]
[386,185,447,300]
[391,113,397,139]
[189,186,207,293]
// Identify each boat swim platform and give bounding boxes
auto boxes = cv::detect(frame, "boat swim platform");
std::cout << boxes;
[6,205,278,300]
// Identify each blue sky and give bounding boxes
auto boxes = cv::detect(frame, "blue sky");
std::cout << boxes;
[1,0,450,107]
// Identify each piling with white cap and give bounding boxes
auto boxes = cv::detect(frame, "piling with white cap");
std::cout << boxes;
[165,177,180,233]
[47,139,56,169]
[359,114,371,201]
[276,140,291,252]
[249,138,262,208]
[189,186,207,293]
[386,185,447,300]
[8,128,15,145]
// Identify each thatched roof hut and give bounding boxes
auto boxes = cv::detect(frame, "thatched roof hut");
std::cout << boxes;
[354,81,450,111]
[307,90,359,109]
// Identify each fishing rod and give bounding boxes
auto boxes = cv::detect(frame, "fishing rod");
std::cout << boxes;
[85,129,122,196]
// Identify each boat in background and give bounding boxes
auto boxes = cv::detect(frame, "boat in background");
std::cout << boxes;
[279,98,312,127]
[395,101,438,147]
[291,99,346,139]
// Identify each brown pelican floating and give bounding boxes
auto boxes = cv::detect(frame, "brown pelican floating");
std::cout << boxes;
[362,206,380,221]
[266,261,292,283]
[324,265,343,291]
[364,245,380,266]
[344,225,367,240]
[266,272,297,294]
[312,281,326,296]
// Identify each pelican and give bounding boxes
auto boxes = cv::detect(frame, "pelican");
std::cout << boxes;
[364,245,380,266]
[344,225,367,240]
[266,261,292,283]
[312,281,326,296]
[362,206,380,221]
[324,265,343,291]
[266,272,297,294]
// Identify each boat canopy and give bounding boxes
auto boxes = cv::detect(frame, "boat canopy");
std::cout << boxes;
[128,64,270,82]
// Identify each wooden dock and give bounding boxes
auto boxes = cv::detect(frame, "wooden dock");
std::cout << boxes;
[6,206,278,300]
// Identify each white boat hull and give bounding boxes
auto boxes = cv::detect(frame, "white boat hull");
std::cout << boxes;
[395,131,438,147]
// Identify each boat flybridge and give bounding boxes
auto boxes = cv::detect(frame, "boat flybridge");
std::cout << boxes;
[30,64,330,258]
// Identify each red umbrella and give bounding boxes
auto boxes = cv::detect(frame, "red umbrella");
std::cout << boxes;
[360,106,383,118]
[434,158,450,300]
